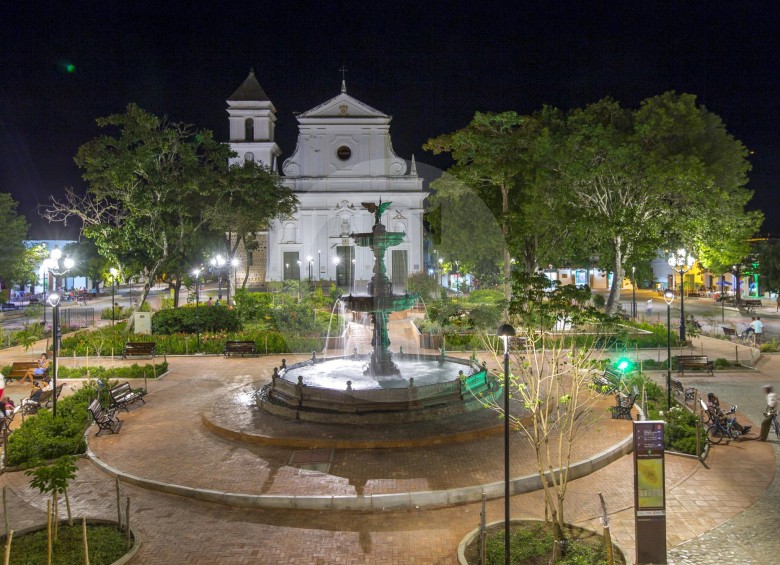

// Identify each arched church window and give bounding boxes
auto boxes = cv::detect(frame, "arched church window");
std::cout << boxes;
[245,118,254,141]
[283,223,297,243]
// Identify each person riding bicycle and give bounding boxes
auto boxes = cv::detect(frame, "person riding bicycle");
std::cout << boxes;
[707,393,751,435]
[759,385,778,441]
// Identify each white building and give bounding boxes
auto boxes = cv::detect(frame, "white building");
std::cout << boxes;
[227,70,426,290]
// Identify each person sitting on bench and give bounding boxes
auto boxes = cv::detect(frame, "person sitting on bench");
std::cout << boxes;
[707,392,751,434]
[21,354,49,384]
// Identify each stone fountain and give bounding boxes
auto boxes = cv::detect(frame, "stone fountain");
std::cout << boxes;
[256,201,501,424]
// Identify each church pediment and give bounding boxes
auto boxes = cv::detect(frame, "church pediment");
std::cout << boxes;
[297,92,388,120]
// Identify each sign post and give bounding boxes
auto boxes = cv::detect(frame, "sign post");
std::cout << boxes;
[633,420,667,564]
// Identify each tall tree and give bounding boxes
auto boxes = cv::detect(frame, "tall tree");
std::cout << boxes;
[204,161,298,289]
[42,104,297,306]
[0,192,32,290]
[557,93,761,313]
[425,112,531,302]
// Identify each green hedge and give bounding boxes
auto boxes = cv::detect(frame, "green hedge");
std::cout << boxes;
[58,325,323,356]
[7,385,96,466]
[56,362,168,380]
[152,305,241,334]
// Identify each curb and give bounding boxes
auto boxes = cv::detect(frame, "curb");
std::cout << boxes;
[85,425,635,512]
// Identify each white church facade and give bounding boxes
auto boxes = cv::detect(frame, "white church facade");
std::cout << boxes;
[226,70,426,290]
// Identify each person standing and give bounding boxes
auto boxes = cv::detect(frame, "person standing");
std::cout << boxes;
[759,385,778,441]
[752,316,764,344]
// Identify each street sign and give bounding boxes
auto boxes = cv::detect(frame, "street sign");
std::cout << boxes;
[633,420,667,564]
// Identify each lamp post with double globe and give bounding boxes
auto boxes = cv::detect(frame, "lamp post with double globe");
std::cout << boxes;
[210,255,226,301]
[43,247,75,418]
[668,249,695,342]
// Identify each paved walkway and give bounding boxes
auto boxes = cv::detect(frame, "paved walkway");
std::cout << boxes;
[0,333,777,563]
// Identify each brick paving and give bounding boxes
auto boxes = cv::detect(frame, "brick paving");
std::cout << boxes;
[0,333,777,563]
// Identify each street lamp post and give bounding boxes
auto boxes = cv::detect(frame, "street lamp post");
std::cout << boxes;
[663,289,675,409]
[43,247,75,418]
[317,250,322,281]
[109,267,118,325]
[210,255,226,301]
[333,256,340,286]
[307,256,313,284]
[351,258,356,294]
[192,268,201,352]
[631,265,637,320]
[497,323,516,565]
[47,291,61,417]
[668,249,695,342]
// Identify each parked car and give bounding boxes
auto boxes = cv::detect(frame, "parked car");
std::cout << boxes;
[0,302,18,311]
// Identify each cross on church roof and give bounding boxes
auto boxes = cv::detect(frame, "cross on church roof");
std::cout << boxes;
[340,65,348,93]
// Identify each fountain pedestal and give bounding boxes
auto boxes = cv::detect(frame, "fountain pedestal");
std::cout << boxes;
[341,201,417,376]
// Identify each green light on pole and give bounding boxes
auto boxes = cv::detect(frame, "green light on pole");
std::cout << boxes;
[616,358,632,373]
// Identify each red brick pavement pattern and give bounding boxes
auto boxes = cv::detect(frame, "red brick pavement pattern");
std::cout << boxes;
[87,357,634,497]
[0,336,775,563]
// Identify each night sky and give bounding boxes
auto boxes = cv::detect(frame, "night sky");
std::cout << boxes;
[2,2,779,237]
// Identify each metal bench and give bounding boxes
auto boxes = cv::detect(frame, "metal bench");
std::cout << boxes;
[675,355,714,375]
[744,299,762,314]
[109,381,146,412]
[722,326,737,341]
[670,378,696,402]
[223,340,257,358]
[610,392,638,420]
[87,399,122,436]
[122,342,156,360]
[591,367,622,395]
[21,384,64,415]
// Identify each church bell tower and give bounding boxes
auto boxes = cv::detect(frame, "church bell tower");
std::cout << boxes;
[226,68,281,170]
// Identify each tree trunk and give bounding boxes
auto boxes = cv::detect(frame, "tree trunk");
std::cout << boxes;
[606,241,624,315]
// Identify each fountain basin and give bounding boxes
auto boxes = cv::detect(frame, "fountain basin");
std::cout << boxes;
[257,354,502,425]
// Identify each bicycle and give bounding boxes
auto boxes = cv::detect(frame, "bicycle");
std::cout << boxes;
[707,404,745,444]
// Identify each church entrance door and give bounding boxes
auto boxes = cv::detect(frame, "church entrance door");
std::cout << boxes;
[336,246,354,290]
[283,252,301,280]
[391,250,408,292]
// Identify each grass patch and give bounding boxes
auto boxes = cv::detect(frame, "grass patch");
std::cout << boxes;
[465,520,625,564]
[7,523,129,564]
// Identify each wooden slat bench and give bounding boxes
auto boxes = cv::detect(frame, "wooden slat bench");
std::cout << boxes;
[7,362,49,381]
[611,392,638,420]
[224,340,257,358]
[122,342,156,360]
[109,382,146,412]
[87,399,122,436]
[675,355,714,375]
[744,299,762,314]
[591,367,622,395]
